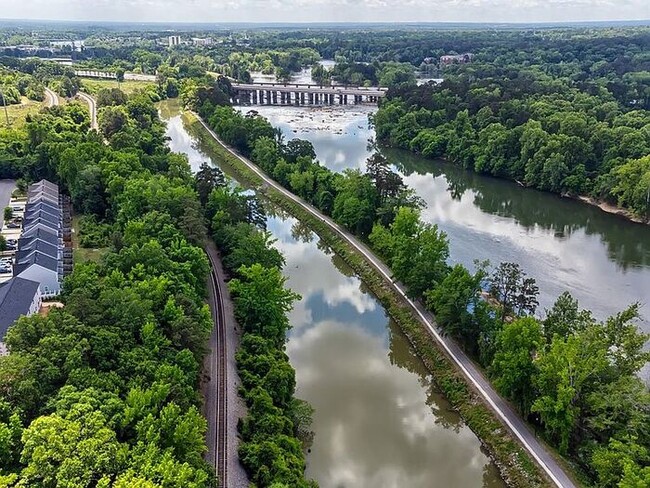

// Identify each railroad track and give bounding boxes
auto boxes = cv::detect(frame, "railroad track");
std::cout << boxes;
[206,249,228,487]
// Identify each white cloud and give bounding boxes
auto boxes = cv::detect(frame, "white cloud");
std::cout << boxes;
[1,0,648,22]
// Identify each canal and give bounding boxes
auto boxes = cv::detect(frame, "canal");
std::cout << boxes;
[160,99,506,488]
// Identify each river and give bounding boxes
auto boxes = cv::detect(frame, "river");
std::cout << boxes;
[160,99,506,488]
[234,104,650,342]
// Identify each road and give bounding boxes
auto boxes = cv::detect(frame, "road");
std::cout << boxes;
[195,114,577,488]
[78,92,98,130]
[43,87,59,107]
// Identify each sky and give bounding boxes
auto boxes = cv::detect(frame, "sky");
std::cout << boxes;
[0,0,648,24]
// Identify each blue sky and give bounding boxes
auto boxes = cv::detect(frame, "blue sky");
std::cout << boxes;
[1,0,648,23]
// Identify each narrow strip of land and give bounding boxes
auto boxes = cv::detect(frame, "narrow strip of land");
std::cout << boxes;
[195,113,577,488]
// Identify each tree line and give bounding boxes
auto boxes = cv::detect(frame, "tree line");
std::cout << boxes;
[195,92,649,487]
[373,73,650,219]
[0,87,215,486]
[0,83,314,487]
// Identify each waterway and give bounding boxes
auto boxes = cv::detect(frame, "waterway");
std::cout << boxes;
[160,100,506,488]
[235,104,650,342]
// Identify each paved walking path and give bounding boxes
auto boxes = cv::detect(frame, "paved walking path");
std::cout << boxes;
[195,113,577,488]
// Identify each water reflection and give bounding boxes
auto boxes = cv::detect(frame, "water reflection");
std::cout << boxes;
[388,148,650,269]
[271,214,504,488]
[160,100,505,487]
[248,105,650,331]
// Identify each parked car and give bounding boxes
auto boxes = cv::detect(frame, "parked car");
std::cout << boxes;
[6,222,20,229]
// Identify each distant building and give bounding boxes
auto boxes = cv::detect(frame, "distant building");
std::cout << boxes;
[192,37,213,46]
[0,277,42,355]
[440,53,474,66]
[49,40,84,52]
[168,36,182,47]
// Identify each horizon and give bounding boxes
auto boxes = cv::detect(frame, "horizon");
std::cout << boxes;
[2,0,649,25]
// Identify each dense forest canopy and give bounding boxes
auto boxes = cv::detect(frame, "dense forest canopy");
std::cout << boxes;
[195,76,650,485]
[0,22,649,487]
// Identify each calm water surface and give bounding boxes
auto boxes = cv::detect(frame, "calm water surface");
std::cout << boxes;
[239,105,650,336]
[160,100,506,488]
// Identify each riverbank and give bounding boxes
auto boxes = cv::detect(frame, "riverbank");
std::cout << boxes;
[573,195,648,225]
[383,146,649,228]
[183,110,579,488]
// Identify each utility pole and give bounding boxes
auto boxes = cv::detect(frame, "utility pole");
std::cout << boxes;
[0,89,9,127]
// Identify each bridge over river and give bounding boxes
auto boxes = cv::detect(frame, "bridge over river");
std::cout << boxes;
[231,82,387,106]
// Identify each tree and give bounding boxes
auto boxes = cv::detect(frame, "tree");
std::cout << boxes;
[99,106,130,139]
[229,264,301,347]
[488,262,539,320]
[426,264,484,347]
[0,235,6,252]
[282,139,316,163]
[194,162,226,206]
[115,68,125,83]
[611,155,650,219]
[591,437,650,488]
[532,327,608,454]
[490,317,544,414]
[370,207,450,298]
[543,291,593,342]
[4,206,12,221]
[20,406,127,486]
[96,88,127,108]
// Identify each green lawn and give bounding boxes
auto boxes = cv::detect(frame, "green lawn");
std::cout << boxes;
[71,215,108,264]
[81,78,155,96]
[0,97,46,128]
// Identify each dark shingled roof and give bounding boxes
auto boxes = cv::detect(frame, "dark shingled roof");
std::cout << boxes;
[27,191,59,206]
[14,251,59,275]
[0,277,40,340]
[21,222,60,237]
[29,179,59,193]
[15,240,58,261]
[19,229,59,247]
[24,200,60,217]
[22,211,60,228]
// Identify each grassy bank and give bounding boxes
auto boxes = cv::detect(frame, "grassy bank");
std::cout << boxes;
[183,110,569,488]
[81,78,155,96]
[0,97,46,128]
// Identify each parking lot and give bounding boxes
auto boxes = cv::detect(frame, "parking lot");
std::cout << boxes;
[0,180,16,228]
[1,180,22,284]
